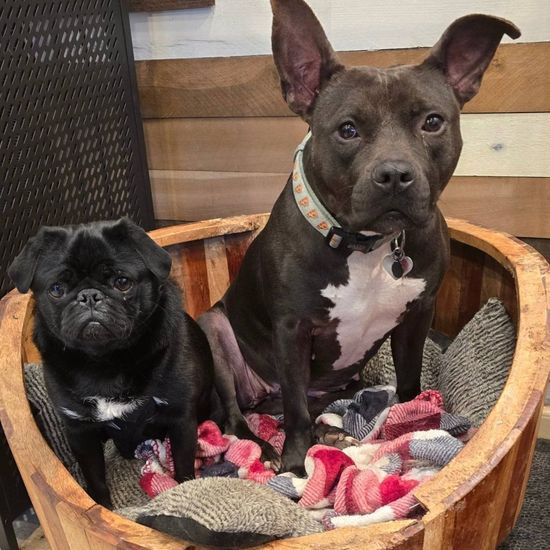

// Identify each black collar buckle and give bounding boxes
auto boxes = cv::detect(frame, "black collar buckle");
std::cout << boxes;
[326,226,383,254]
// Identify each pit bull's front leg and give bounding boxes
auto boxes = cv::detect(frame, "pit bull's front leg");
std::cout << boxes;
[274,315,313,475]
[391,303,435,402]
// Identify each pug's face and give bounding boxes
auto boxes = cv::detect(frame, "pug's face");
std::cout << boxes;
[9,219,172,354]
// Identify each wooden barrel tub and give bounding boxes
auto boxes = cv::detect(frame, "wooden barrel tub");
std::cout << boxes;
[0,214,549,550]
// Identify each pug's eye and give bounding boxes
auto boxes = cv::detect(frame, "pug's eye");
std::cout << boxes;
[422,114,445,133]
[48,282,65,299]
[113,276,132,292]
[338,122,359,140]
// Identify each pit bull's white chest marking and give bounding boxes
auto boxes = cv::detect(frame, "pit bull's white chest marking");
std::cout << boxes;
[321,243,426,370]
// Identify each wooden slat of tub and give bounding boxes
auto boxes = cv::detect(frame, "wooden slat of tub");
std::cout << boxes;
[152,213,268,248]
[480,254,518,326]
[454,394,543,548]
[480,255,505,309]
[453,431,520,548]
[435,239,519,336]
[510,403,543,528]
[420,446,517,549]
[56,501,97,550]
[225,231,258,282]
[136,42,550,118]
[204,236,231,305]
[497,399,542,545]
[433,246,463,337]
[167,243,186,293]
[36,460,147,550]
[500,272,519,326]
[170,230,259,297]
[29,473,73,550]
[21,300,41,363]
[456,244,485,330]
[421,509,455,550]
[168,232,264,315]
[175,240,210,319]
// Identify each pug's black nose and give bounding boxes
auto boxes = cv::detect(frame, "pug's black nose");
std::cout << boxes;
[372,161,416,193]
[77,289,105,305]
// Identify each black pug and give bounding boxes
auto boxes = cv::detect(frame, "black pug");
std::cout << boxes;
[8,218,213,508]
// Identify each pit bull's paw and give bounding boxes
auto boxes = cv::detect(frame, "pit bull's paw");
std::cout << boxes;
[281,453,306,477]
[314,424,360,449]
[260,442,283,472]
[281,442,308,476]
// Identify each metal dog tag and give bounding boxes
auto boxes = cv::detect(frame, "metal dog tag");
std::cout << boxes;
[383,235,414,279]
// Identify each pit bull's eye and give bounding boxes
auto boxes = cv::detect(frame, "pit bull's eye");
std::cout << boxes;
[422,114,445,133]
[48,282,65,299]
[338,122,359,140]
[113,276,132,292]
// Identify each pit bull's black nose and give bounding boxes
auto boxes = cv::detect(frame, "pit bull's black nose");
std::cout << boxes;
[77,289,104,305]
[372,161,416,193]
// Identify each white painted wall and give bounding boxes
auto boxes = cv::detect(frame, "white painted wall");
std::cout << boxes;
[129,0,550,60]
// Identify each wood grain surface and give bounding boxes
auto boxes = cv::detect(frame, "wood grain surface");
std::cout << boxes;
[149,171,550,239]
[135,43,550,118]
[142,114,550,177]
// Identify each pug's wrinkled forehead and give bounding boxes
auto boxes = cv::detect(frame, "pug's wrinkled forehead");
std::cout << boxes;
[8,218,172,294]
[60,227,148,280]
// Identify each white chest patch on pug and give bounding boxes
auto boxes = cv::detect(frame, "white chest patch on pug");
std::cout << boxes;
[60,407,84,420]
[84,396,144,422]
[321,242,426,370]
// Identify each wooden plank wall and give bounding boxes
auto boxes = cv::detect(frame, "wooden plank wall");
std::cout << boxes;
[130,1,550,239]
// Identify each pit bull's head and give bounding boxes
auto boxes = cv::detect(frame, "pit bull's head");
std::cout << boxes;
[271,0,520,234]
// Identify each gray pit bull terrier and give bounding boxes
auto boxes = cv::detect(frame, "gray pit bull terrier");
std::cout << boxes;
[199,0,520,474]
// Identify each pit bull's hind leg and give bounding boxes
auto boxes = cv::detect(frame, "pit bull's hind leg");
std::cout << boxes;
[198,306,282,470]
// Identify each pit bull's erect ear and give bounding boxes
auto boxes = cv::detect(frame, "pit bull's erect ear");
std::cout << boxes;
[8,227,68,293]
[271,0,344,118]
[107,218,172,282]
[423,14,520,105]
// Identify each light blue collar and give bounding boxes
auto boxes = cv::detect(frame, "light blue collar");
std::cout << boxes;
[292,133,397,253]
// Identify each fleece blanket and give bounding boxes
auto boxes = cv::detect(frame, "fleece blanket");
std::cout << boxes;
[136,386,472,529]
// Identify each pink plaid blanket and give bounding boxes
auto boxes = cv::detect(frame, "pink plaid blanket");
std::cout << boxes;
[135,386,473,528]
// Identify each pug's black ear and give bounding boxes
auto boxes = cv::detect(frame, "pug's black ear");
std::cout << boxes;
[108,218,172,281]
[422,14,520,104]
[8,227,68,293]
